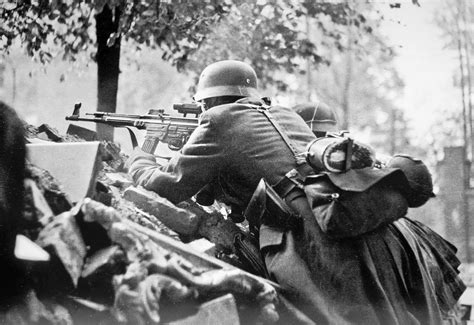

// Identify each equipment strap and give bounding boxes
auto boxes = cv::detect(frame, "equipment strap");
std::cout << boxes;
[246,103,315,199]
[248,104,306,166]
[125,127,139,149]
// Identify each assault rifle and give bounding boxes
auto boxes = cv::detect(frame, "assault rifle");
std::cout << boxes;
[66,103,202,152]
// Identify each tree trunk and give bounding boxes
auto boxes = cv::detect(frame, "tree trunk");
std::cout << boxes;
[341,36,353,130]
[305,16,313,102]
[389,108,397,155]
[455,4,471,262]
[95,4,121,141]
[461,0,474,175]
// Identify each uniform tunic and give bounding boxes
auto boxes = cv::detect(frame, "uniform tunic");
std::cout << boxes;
[128,98,453,324]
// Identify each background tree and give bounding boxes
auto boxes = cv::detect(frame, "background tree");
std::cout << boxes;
[310,30,413,156]
[1,1,230,140]
[186,1,376,93]
[435,0,474,262]
[1,0,378,140]
[185,1,420,158]
[435,0,474,162]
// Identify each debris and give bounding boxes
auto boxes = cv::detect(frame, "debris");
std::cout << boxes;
[26,142,102,203]
[37,124,63,142]
[25,163,72,215]
[36,211,86,287]
[169,294,239,325]
[81,245,126,279]
[14,234,50,262]
[8,123,294,324]
[22,178,54,239]
[79,199,280,323]
[185,238,216,256]
[104,172,133,189]
[123,186,201,236]
[66,124,98,141]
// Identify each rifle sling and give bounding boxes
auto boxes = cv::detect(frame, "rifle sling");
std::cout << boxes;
[247,104,311,199]
[251,106,306,166]
[125,127,139,149]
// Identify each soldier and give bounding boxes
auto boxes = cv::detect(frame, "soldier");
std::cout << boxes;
[128,60,447,324]
[294,102,465,323]
[292,101,339,137]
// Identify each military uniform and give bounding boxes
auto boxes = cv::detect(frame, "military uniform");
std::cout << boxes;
[129,97,451,324]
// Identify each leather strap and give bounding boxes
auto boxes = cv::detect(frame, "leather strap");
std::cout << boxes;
[273,164,313,198]
[246,103,314,200]
[248,104,306,166]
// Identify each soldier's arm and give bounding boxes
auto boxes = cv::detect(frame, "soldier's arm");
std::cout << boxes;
[128,113,225,204]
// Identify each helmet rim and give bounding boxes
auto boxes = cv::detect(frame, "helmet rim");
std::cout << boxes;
[194,85,261,102]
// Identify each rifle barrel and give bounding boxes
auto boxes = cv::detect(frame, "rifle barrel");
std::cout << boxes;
[66,115,198,128]
[85,112,164,119]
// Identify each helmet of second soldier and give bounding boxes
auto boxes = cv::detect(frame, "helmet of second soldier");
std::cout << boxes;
[293,102,339,134]
[194,60,261,102]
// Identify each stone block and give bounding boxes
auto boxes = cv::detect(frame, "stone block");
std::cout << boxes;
[81,245,125,279]
[123,186,200,235]
[26,163,73,215]
[37,124,63,142]
[185,238,216,256]
[66,124,98,141]
[36,211,86,286]
[14,234,50,262]
[169,294,239,325]
[24,178,54,224]
[27,142,102,203]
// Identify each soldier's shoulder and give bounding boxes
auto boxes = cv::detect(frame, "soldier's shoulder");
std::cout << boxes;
[202,102,249,123]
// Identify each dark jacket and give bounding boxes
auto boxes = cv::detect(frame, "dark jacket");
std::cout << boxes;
[129,98,314,206]
[128,98,444,324]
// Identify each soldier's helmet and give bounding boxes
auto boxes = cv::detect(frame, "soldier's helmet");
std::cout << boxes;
[194,60,261,102]
[293,102,339,133]
[387,154,436,208]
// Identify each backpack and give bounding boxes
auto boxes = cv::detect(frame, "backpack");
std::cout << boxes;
[244,103,410,238]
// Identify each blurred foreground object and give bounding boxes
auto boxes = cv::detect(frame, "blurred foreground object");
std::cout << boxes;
[0,101,27,309]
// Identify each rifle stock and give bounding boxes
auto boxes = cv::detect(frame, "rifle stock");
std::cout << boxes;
[66,103,201,152]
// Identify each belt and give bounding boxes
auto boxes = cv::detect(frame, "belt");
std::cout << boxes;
[273,164,314,199]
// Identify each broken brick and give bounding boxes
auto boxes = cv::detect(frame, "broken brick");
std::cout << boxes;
[185,238,216,256]
[36,211,86,287]
[81,246,126,279]
[26,163,73,215]
[169,294,239,325]
[123,186,201,236]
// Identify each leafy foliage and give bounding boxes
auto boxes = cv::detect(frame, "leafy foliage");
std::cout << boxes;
[1,1,96,62]
[1,0,379,91]
[1,0,231,68]
[186,0,379,91]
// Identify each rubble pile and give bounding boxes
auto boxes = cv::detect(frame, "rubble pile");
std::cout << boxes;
[6,124,284,324]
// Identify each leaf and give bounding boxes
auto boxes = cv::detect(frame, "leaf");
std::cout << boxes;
[107,32,119,47]
[142,10,155,17]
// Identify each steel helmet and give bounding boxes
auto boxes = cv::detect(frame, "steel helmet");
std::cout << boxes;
[194,60,261,102]
[293,101,339,133]
[387,154,435,208]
